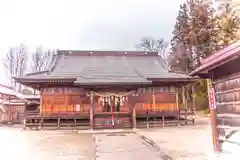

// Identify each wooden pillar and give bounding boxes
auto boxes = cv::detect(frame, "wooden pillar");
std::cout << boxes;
[23,118,26,130]
[40,94,43,116]
[40,118,43,130]
[8,99,11,122]
[90,92,94,130]
[152,93,156,112]
[57,118,60,129]
[162,116,165,128]
[74,118,76,129]
[132,104,136,129]
[192,85,196,124]
[207,79,221,152]
[146,115,149,128]
[182,86,187,125]
[65,94,69,114]
[176,88,180,126]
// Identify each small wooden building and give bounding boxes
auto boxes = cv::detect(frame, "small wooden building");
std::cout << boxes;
[190,41,240,152]
[0,84,39,124]
[14,51,196,130]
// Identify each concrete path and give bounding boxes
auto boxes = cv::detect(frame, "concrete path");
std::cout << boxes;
[94,133,163,160]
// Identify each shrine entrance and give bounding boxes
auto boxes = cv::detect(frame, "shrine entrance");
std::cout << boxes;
[93,92,132,129]
[102,96,125,128]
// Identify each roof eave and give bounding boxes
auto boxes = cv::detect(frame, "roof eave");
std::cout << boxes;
[149,77,199,82]
[190,41,240,76]
[190,54,240,76]
[14,77,77,83]
[74,81,152,86]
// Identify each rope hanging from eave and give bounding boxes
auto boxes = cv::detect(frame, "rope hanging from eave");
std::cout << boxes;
[91,91,134,97]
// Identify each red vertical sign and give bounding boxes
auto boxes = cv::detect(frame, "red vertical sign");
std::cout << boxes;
[209,87,216,110]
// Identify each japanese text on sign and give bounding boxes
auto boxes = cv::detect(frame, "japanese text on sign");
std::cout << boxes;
[209,87,216,110]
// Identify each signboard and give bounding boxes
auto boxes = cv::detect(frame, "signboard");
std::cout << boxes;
[76,104,80,112]
[209,87,216,110]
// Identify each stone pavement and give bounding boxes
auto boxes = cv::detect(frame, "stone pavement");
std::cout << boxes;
[94,132,164,160]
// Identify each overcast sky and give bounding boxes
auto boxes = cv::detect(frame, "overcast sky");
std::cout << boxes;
[0,0,185,85]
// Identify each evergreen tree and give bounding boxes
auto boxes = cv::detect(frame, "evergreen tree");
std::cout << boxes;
[169,2,193,73]
[169,0,217,111]
[187,0,217,64]
[169,0,217,72]
[214,4,240,49]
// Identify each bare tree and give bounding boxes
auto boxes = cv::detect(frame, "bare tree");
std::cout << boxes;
[31,46,54,95]
[2,44,27,91]
[32,46,54,72]
[136,37,169,59]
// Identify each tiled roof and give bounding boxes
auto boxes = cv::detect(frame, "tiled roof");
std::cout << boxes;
[14,51,194,84]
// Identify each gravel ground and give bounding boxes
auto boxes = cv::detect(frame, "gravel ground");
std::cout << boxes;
[0,127,94,160]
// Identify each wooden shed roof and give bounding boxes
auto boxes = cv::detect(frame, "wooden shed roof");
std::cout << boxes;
[0,84,39,99]
[0,84,39,112]
[190,41,240,76]
[14,50,195,85]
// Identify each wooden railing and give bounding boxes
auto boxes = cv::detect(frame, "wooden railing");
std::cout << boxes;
[135,108,195,128]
